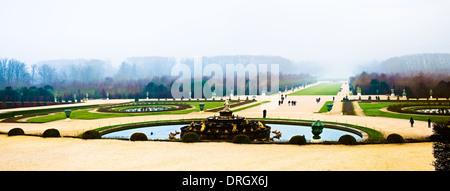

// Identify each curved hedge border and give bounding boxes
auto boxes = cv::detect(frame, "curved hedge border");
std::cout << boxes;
[387,102,450,116]
[98,102,192,113]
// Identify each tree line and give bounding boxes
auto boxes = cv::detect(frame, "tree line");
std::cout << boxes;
[350,71,450,98]
[0,58,316,103]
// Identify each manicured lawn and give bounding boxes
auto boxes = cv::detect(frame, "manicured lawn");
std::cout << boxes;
[289,83,342,95]
[27,108,192,123]
[358,102,395,110]
[233,101,270,112]
[358,102,450,122]
[26,101,229,123]
[184,101,224,112]
[318,101,334,113]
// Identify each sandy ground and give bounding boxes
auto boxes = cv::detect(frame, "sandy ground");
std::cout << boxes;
[0,82,439,171]
[0,135,434,171]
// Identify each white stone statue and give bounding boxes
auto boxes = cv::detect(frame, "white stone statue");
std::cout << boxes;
[223,99,231,112]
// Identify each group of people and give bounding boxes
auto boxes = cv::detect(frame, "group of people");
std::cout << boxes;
[288,101,297,106]
[409,117,433,128]
[278,94,297,106]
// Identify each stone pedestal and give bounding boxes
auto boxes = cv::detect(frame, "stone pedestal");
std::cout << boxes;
[310,138,322,143]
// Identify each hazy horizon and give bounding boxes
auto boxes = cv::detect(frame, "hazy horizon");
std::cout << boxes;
[2,0,450,78]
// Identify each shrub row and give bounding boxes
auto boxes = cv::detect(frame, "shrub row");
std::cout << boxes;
[6,128,62,137]
[5,128,409,146]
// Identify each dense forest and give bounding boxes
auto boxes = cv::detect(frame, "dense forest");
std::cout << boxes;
[349,71,450,98]
[350,53,450,98]
[0,56,317,103]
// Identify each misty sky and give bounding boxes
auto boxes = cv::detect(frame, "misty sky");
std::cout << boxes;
[1,0,450,78]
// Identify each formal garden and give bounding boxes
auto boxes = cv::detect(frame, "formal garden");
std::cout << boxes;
[11,99,254,123]
[357,101,450,122]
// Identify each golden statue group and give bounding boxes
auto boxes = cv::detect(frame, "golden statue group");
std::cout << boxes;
[179,99,271,141]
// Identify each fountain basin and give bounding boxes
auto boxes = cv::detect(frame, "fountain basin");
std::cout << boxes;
[101,122,364,142]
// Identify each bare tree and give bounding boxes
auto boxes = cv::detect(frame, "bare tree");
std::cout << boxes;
[38,64,56,85]
[31,64,38,85]
[0,59,7,87]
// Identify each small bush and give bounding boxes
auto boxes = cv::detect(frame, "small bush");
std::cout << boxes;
[386,133,404,143]
[289,135,307,145]
[181,132,200,143]
[338,135,357,145]
[130,132,148,141]
[8,128,25,136]
[232,134,250,144]
[82,130,101,139]
[42,128,61,138]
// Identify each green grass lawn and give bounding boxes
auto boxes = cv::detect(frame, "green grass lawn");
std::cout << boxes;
[358,102,450,122]
[26,101,228,123]
[27,108,197,123]
[233,101,270,112]
[289,83,342,95]
[184,101,224,112]
[318,101,334,113]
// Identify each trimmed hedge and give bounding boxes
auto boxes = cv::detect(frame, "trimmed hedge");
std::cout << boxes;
[338,135,357,145]
[386,133,405,143]
[431,121,450,171]
[130,132,148,141]
[42,128,61,138]
[8,128,24,136]
[82,130,101,139]
[181,132,200,143]
[289,135,307,145]
[232,134,250,144]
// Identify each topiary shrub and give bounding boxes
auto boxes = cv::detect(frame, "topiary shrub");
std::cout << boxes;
[130,132,148,141]
[386,133,404,143]
[81,130,101,139]
[42,128,61,138]
[338,135,357,145]
[8,128,25,136]
[181,132,200,143]
[289,135,307,145]
[232,134,250,144]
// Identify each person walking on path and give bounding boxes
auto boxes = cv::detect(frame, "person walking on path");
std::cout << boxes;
[263,109,267,118]
[428,117,432,128]
[410,117,414,127]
